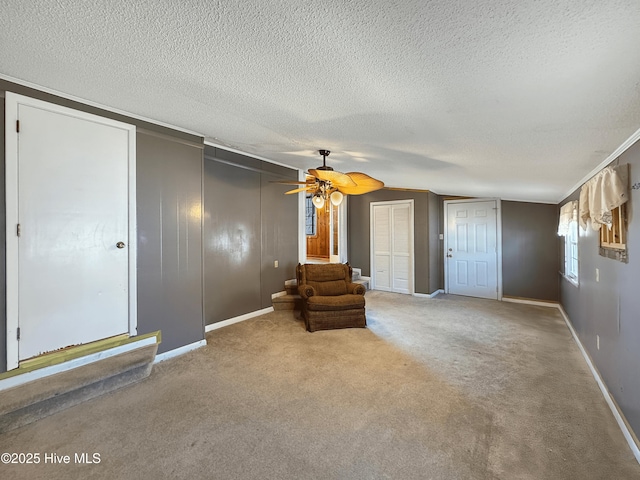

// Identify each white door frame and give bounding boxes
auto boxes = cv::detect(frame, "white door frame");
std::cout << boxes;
[298,176,349,264]
[369,199,415,293]
[443,198,502,299]
[5,92,137,370]
[329,198,348,263]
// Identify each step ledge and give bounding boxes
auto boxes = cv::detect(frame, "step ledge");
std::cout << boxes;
[0,335,158,393]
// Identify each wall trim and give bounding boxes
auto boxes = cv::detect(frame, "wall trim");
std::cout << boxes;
[502,297,559,308]
[556,305,640,464]
[203,140,299,172]
[412,289,444,299]
[154,339,207,364]
[205,307,275,333]
[0,73,203,137]
[497,296,640,463]
[560,125,640,203]
[0,336,158,392]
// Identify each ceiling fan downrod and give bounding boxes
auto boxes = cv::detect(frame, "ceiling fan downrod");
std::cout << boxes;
[317,149,333,171]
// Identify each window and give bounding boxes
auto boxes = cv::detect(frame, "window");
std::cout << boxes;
[305,195,316,236]
[599,203,628,262]
[558,200,579,285]
[565,219,579,284]
[599,203,626,250]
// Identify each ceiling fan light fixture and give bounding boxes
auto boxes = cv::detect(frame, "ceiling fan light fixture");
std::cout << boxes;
[311,194,325,209]
[330,190,343,206]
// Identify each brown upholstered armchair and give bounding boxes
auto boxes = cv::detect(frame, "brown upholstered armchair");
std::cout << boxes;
[296,263,367,332]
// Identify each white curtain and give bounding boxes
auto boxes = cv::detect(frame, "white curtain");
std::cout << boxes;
[578,165,628,231]
[557,200,577,236]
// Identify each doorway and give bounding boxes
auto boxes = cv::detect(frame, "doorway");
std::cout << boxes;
[305,197,346,263]
[5,93,137,370]
[444,199,501,300]
[370,200,414,294]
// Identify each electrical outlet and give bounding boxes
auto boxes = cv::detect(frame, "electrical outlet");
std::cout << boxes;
[596,268,599,282]
[597,335,600,350]
[274,260,279,268]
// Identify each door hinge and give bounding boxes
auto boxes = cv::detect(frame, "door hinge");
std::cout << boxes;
[17,328,21,340]
[16,120,20,133]
[17,224,21,237]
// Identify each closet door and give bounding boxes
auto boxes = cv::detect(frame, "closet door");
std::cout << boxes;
[371,201,413,294]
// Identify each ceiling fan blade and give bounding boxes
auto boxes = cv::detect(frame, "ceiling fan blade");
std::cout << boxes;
[285,185,315,194]
[270,180,309,185]
[308,169,356,187]
[337,172,385,195]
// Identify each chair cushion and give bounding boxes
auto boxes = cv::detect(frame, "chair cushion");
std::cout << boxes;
[301,263,350,283]
[306,294,365,311]
[307,279,347,296]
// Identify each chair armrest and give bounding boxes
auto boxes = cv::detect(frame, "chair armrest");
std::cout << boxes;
[347,283,366,296]
[298,284,317,299]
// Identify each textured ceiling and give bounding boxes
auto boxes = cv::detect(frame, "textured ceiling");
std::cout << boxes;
[2,0,640,202]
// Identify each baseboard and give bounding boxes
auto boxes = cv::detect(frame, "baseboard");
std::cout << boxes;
[271,290,287,299]
[557,306,640,464]
[498,297,640,462]
[412,289,444,299]
[154,339,207,364]
[205,307,274,333]
[502,296,559,308]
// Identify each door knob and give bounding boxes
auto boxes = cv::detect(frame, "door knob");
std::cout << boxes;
[446,254,452,258]
[116,242,126,249]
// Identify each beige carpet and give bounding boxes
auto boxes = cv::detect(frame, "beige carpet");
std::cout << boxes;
[1,291,639,479]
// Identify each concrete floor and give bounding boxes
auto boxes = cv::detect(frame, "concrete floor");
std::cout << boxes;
[0,291,638,479]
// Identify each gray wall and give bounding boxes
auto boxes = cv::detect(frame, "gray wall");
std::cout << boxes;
[348,191,558,301]
[502,201,559,301]
[1,80,299,369]
[137,132,205,353]
[203,147,298,325]
[0,79,206,367]
[0,96,6,372]
[428,192,443,293]
[560,139,640,437]
[348,189,440,295]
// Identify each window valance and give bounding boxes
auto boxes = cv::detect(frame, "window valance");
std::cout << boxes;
[578,165,628,231]
[557,200,578,236]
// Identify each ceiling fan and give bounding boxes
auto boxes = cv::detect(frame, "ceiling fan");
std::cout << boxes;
[277,150,384,208]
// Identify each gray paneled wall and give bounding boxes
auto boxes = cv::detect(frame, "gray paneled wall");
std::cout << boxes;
[428,192,442,294]
[136,132,205,354]
[0,79,299,371]
[561,139,640,439]
[0,97,6,372]
[204,156,262,322]
[203,146,298,325]
[259,172,299,308]
[347,189,437,295]
[501,201,559,302]
[0,80,206,369]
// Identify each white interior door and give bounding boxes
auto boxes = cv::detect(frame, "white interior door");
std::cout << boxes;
[371,201,413,294]
[5,93,136,369]
[445,200,499,299]
[372,204,392,290]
